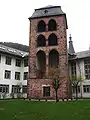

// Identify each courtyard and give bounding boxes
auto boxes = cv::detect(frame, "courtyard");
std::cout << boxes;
[0,99,90,120]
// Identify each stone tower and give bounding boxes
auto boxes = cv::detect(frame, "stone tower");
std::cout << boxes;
[28,5,69,99]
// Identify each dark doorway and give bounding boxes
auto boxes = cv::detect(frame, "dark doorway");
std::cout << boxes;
[43,86,50,96]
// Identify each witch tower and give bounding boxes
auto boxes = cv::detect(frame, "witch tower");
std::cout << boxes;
[28,5,69,99]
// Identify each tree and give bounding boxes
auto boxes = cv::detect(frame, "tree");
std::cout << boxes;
[48,68,61,102]
[70,59,84,100]
[70,75,83,100]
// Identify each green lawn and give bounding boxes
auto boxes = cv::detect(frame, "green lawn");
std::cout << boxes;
[0,99,90,120]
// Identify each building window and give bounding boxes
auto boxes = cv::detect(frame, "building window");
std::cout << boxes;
[71,62,76,77]
[0,55,1,63]
[48,19,56,31]
[83,85,90,93]
[22,85,27,93]
[5,56,11,65]
[37,35,46,47]
[37,20,46,32]
[43,86,50,96]
[72,86,80,93]
[84,59,90,79]
[48,33,58,46]
[24,58,28,67]
[5,70,11,79]
[12,85,20,93]
[23,72,28,80]
[15,72,20,80]
[16,59,21,67]
[0,84,9,93]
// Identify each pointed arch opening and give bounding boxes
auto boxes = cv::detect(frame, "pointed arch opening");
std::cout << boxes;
[37,20,46,32]
[49,50,59,68]
[48,33,58,46]
[37,35,46,47]
[36,50,46,78]
[48,19,56,31]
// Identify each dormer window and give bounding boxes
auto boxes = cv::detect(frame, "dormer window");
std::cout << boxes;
[44,10,48,14]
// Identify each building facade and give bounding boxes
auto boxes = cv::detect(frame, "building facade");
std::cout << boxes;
[28,5,69,99]
[0,43,28,98]
[0,5,90,99]
[68,37,90,98]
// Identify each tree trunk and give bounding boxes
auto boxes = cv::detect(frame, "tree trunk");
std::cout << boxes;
[80,82,82,98]
[76,85,78,100]
[55,89,58,102]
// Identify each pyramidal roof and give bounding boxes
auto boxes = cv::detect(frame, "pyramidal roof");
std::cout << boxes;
[68,34,75,55]
[29,5,66,19]
[35,5,61,10]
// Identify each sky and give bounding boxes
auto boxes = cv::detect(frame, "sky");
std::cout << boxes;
[0,0,90,52]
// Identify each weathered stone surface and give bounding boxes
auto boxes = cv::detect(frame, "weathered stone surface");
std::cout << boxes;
[28,15,69,99]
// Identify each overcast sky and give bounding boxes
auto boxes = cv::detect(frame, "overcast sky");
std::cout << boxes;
[0,0,90,52]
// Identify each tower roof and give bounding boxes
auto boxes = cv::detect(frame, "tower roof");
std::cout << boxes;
[29,5,68,28]
[69,34,75,55]
[30,5,64,18]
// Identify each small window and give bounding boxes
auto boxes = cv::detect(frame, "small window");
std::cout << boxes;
[24,58,28,67]
[0,84,9,93]
[84,59,90,79]
[44,10,48,14]
[37,20,46,32]
[71,62,76,77]
[5,70,11,79]
[16,59,21,67]
[15,72,20,80]
[72,86,80,93]
[43,86,50,96]
[5,56,11,65]
[83,85,90,93]
[48,33,58,46]
[48,19,56,31]
[37,35,46,47]
[12,85,20,93]
[23,72,28,80]
[22,85,27,93]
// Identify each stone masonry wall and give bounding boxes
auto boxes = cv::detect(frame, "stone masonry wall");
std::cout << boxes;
[28,15,69,99]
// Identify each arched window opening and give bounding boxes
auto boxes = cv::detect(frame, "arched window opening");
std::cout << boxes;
[37,35,46,47]
[37,20,46,32]
[36,51,46,78]
[48,19,56,31]
[48,33,58,46]
[49,50,59,68]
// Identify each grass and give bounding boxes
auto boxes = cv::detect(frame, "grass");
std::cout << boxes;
[0,99,90,120]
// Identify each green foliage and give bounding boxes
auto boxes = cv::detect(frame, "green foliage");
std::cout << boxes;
[70,75,84,100]
[48,68,61,101]
[52,79,60,90]
[70,75,84,86]
[48,68,61,90]
[48,68,60,79]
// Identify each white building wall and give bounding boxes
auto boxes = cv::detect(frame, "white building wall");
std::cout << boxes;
[0,53,28,98]
[71,59,90,98]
